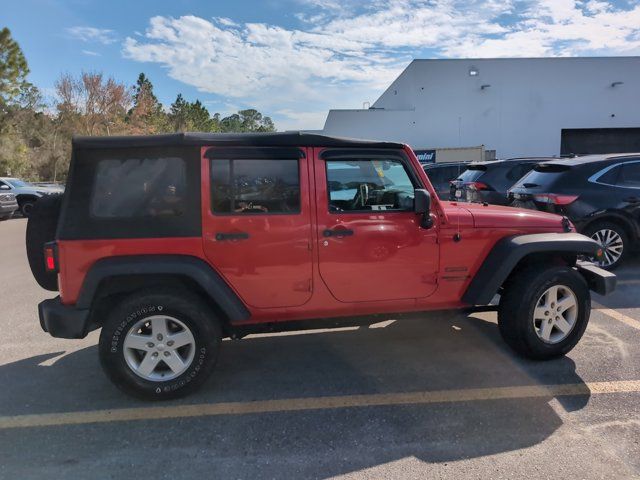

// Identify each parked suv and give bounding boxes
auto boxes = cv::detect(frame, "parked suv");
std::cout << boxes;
[0,177,64,217]
[0,191,18,220]
[28,133,615,399]
[509,154,640,269]
[451,158,557,205]
[422,162,470,200]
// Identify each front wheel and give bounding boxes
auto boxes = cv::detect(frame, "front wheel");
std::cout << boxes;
[99,289,222,400]
[20,200,35,217]
[498,266,590,360]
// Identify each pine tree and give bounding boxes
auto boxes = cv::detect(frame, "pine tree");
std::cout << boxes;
[0,27,30,106]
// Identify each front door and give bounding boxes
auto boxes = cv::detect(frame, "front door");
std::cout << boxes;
[313,148,439,303]
[202,146,313,309]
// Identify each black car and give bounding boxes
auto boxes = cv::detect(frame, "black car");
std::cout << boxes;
[451,158,557,205]
[422,162,470,200]
[509,153,640,269]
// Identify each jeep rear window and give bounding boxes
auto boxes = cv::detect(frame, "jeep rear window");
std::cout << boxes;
[91,157,187,218]
[210,159,300,214]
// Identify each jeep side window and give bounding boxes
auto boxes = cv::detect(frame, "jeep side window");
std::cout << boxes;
[90,157,187,218]
[326,159,415,212]
[210,159,300,214]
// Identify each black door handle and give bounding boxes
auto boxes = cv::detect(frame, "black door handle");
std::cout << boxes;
[215,232,250,241]
[624,197,640,203]
[323,228,354,238]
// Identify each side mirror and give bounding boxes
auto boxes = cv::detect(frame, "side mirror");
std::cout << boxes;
[0,184,10,190]
[414,189,431,214]
[414,189,434,229]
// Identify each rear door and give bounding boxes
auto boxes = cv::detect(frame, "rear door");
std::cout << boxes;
[202,146,313,309]
[313,148,438,303]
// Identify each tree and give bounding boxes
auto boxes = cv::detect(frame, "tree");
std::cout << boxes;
[0,28,30,106]
[128,73,166,133]
[55,72,132,136]
[168,93,189,132]
[220,109,276,133]
[168,95,221,132]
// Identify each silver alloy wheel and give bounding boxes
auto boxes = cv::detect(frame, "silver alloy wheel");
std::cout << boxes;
[532,285,578,344]
[123,315,196,382]
[590,228,623,267]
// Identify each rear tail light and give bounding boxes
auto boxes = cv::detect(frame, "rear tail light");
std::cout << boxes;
[465,181,489,191]
[532,194,579,205]
[44,242,58,273]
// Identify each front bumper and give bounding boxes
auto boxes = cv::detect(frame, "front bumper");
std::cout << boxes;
[576,261,617,296]
[38,297,90,339]
[0,203,18,214]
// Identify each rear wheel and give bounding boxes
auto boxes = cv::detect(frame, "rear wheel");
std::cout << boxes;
[583,221,627,270]
[99,289,222,400]
[498,265,590,360]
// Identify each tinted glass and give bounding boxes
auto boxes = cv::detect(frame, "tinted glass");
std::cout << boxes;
[424,166,445,185]
[618,162,640,188]
[457,166,485,182]
[596,165,620,185]
[7,179,30,188]
[506,163,535,182]
[326,159,414,212]
[91,157,186,218]
[211,159,300,214]
[513,164,571,188]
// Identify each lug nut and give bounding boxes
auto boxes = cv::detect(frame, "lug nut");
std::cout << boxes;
[147,342,154,348]
[152,352,159,357]
[164,351,170,357]
[157,334,163,341]
[167,340,174,347]
[545,311,549,316]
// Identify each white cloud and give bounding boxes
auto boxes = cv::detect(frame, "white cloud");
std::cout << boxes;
[81,50,100,56]
[67,26,117,44]
[122,1,640,129]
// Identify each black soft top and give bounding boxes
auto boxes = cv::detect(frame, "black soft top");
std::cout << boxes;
[72,131,405,150]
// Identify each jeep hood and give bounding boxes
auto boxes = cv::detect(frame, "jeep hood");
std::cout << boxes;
[457,202,567,229]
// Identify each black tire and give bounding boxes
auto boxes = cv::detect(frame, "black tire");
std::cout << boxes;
[99,289,222,400]
[20,200,35,217]
[582,221,628,270]
[25,194,63,291]
[498,265,590,360]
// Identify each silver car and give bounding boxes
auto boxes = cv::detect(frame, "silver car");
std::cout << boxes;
[0,177,64,217]
[0,191,19,220]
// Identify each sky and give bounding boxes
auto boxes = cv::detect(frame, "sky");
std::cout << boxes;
[4,0,640,130]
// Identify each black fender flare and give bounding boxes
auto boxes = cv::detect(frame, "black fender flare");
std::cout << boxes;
[77,255,250,322]
[462,233,600,306]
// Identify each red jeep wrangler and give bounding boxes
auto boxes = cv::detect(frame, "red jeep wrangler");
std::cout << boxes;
[27,133,616,399]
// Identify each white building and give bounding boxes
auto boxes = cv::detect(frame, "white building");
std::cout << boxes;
[323,57,640,161]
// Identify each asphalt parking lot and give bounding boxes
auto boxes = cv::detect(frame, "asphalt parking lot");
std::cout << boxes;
[1,218,640,479]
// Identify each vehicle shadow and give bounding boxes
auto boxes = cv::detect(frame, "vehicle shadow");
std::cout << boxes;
[0,312,591,477]
[592,253,640,309]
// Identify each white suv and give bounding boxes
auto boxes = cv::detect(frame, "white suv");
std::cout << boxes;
[0,177,64,217]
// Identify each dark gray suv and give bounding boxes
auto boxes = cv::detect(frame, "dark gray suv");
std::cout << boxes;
[451,158,557,205]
